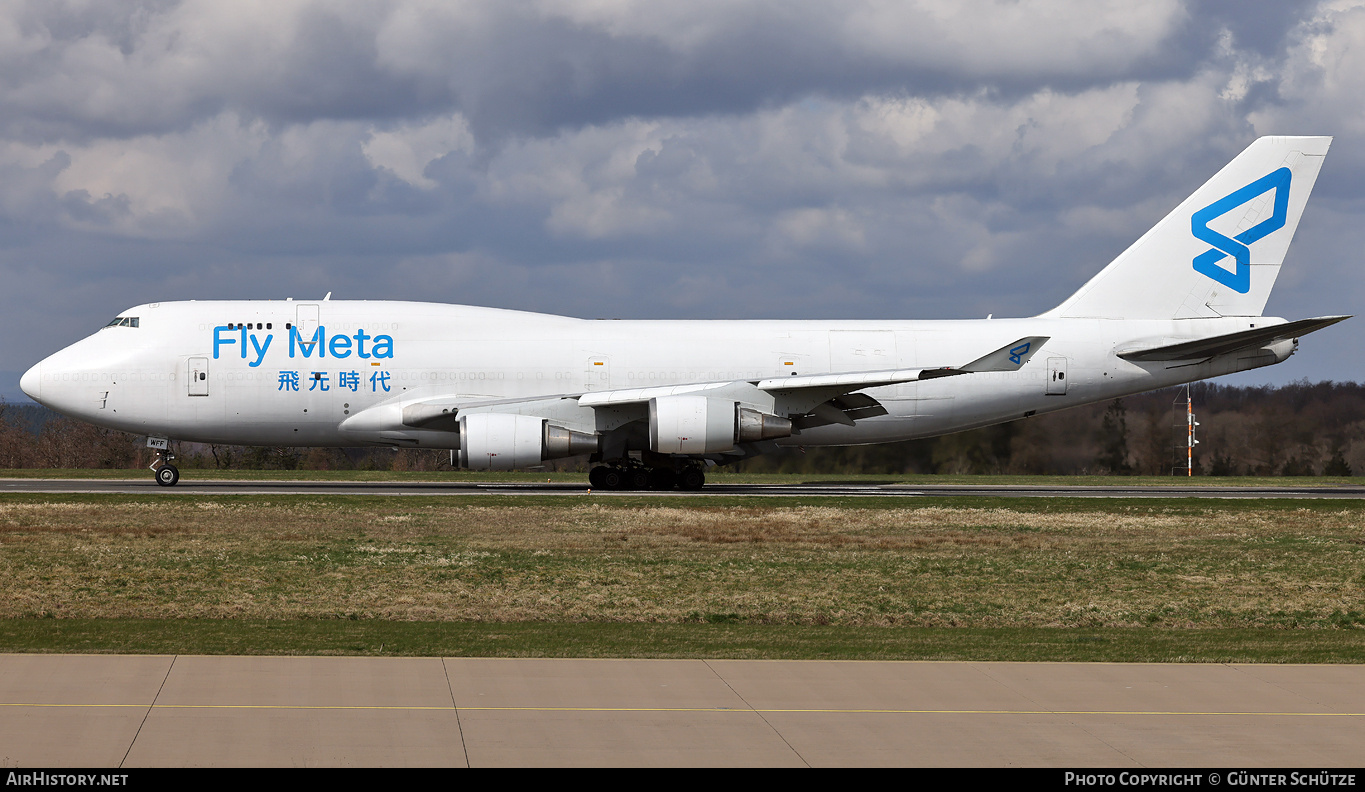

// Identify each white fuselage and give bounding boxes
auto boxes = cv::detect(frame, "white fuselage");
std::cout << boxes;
[21,299,1290,452]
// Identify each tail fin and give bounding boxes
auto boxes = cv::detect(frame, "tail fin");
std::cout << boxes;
[1046,136,1331,320]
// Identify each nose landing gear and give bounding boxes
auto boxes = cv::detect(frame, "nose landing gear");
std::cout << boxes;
[150,446,180,487]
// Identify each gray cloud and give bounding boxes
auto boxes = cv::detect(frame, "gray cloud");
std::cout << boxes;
[2,0,1363,399]
[0,1,1207,142]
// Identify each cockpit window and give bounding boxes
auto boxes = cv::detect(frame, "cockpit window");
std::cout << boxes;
[104,317,140,328]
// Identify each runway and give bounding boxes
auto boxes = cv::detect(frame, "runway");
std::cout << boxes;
[4,477,1365,498]
[1,655,1362,767]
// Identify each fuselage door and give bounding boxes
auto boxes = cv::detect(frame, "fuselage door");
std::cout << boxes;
[585,356,610,391]
[1046,357,1068,395]
[188,357,209,396]
[296,304,321,349]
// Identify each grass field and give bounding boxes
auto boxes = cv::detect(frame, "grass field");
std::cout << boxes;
[1,491,1363,661]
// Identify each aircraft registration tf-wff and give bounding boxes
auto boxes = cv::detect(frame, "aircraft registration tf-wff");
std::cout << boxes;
[20,136,1349,488]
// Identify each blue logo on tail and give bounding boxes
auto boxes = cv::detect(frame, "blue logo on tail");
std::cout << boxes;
[1191,168,1291,294]
[1008,342,1031,365]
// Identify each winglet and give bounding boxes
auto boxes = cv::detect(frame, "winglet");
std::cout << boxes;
[960,336,1050,373]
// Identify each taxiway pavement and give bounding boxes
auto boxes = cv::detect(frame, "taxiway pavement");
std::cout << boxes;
[1,655,1362,767]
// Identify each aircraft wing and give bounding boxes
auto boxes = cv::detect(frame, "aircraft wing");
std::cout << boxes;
[573,335,1048,428]
[350,336,1049,435]
[579,336,1049,405]
[1116,316,1349,362]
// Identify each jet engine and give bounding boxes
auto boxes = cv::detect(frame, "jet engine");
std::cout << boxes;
[649,396,792,454]
[458,413,599,471]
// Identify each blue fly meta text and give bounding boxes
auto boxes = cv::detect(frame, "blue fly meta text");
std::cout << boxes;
[212,325,395,367]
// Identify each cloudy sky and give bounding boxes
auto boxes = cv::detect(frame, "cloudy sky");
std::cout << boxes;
[3,0,1364,400]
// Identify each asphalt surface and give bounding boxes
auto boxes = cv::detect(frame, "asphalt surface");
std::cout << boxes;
[4,477,1365,498]
[2,655,1362,767]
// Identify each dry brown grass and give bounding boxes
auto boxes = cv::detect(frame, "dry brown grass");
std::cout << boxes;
[0,499,1361,628]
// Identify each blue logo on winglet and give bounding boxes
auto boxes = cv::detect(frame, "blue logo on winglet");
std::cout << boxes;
[1191,168,1291,294]
[1008,342,1031,365]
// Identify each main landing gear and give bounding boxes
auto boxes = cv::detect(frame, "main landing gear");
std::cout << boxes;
[589,462,705,491]
[151,448,179,487]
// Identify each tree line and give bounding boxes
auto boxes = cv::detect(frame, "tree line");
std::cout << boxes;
[737,379,1363,476]
[1,379,1361,475]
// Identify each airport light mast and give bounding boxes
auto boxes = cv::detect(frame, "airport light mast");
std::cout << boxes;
[1173,385,1198,476]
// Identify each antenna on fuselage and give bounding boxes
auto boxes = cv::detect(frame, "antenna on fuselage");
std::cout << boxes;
[324,292,332,301]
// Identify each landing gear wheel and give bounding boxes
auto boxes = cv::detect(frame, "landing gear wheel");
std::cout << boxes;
[589,466,610,489]
[649,468,678,491]
[628,468,652,491]
[678,466,705,491]
[155,465,180,487]
[598,467,625,491]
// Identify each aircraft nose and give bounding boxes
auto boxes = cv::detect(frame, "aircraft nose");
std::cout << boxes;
[19,363,40,401]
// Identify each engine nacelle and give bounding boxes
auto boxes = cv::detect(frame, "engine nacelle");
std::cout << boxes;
[736,406,793,443]
[458,413,599,470]
[649,396,792,454]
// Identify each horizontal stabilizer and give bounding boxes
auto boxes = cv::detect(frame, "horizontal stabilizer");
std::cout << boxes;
[1117,316,1349,362]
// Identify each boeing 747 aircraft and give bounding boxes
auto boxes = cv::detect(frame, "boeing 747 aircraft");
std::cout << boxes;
[20,136,1348,488]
